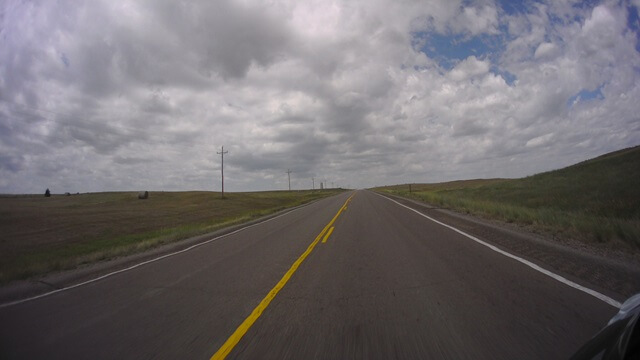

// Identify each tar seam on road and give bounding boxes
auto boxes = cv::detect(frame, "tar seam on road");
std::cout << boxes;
[0,199,325,309]
[376,192,623,309]
[210,194,354,360]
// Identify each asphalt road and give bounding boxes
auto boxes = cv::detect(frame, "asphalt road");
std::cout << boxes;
[0,190,620,359]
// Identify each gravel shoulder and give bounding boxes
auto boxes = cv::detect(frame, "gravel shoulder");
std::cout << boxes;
[377,191,640,300]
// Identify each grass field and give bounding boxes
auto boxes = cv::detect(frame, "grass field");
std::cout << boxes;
[0,189,344,284]
[377,146,640,250]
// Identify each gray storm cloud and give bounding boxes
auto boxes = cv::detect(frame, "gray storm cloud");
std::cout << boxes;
[1,0,639,193]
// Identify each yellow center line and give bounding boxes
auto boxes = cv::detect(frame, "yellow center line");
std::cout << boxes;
[321,226,335,243]
[210,193,354,360]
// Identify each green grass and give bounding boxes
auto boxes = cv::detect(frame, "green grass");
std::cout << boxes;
[0,189,344,283]
[377,146,640,249]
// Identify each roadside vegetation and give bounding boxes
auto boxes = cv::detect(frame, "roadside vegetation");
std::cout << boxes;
[377,146,640,251]
[0,189,344,284]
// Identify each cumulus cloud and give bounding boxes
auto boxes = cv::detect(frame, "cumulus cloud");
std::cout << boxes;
[448,56,491,81]
[450,4,500,36]
[0,0,639,193]
[534,42,559,59]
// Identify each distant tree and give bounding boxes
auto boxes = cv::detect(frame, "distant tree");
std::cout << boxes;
[45,188,51,197]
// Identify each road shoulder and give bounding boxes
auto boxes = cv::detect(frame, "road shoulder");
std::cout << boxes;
[374,191,640,300]
[0,197,327,306]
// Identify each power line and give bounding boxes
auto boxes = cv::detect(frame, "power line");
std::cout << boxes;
[217,146,228,198]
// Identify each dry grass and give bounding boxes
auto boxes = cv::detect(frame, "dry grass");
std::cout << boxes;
[0,189,343,283]
[376,145,640,250]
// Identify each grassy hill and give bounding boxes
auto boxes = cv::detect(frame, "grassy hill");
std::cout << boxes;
[378,145,640,249]
[0,189,344,283]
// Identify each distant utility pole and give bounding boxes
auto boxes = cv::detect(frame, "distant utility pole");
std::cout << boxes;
[217,146,228,198]
[312,177,315,190]
[286,169,292,191]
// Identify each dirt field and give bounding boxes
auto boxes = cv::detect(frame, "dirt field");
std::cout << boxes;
[0,190,342,283]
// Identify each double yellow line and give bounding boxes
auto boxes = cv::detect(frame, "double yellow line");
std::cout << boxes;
[211,193,354,360]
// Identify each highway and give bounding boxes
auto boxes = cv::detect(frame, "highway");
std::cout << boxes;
[0,190,624,359]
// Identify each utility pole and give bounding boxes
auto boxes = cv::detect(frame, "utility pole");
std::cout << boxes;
[286,169,292,191]
[312,177,315,190]
[217,146,228,198]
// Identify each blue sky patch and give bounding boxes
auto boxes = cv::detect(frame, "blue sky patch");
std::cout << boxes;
[60,53,70,68]
[572,0,602,11]
[629,4,640,31]
[628,3,640,52]
[497,0,533,15]
[567,85,605,107]
[416,31,504,70]
[491,67,517,86]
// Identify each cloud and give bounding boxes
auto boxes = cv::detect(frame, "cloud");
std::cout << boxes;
[448,55,491,81]
[450,4,500,36]
[0,0,639,193]
[525,132,554,149]
[534,42,559,59]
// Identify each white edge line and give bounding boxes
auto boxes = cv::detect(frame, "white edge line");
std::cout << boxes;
[0,202,314,309]
[376,193,622,309]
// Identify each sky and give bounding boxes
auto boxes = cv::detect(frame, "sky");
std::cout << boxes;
[1,0,639,193]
